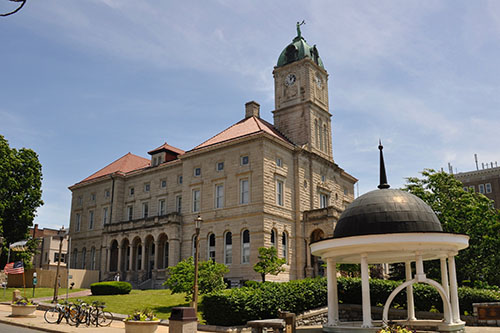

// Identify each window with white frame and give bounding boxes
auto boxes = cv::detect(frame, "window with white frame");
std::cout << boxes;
[241,155,249,166]
[208,233,216,261]
[142,202,149,218]
[192,189,201,212]
[215,184,224,209]
[486,183,492,193]
[224,232,232,265]
[103,207,108,224]
[240,179,249,204]
[217,162,224,171]
[479,184,485,194]
[320,193,329,208]
[75,213,81,232]
[276,180,284,206]
[241,230,250,264]
[127,205,133,221]
[176,195,182,213]
[194,167,201,177]
[159,199,166,216]
[144,183,150,192]
[282,232,288,262]
[89,210,94,230]
[271,229,276,248]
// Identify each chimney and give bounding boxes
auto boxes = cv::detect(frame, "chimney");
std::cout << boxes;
[245,101,260,118]
[34,224,39,237]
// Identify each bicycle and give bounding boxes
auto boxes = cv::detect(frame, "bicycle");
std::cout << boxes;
[44,301,78,325]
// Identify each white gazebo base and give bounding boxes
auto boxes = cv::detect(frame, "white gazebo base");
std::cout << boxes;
[323,320,465,333]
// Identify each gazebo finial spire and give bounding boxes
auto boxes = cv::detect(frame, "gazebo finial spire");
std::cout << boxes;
[378,139,390,189]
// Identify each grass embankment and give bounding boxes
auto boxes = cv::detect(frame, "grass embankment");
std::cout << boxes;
[68,289,202,321]
[0,287,85,302]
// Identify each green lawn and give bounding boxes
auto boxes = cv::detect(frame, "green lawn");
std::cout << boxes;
[68,289,202,321]
[0,287,85,302]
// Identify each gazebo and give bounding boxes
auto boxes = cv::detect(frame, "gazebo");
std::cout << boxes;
[310,143,469,333]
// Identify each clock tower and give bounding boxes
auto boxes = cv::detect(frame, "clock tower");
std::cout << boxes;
[273,24,332,161]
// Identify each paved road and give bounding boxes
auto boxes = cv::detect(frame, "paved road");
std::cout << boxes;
[0,322,42,332]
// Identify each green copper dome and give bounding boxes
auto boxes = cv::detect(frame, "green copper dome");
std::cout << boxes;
[277,23,324,68]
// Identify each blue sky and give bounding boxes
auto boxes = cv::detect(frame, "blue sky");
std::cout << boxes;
[1,1,500,230]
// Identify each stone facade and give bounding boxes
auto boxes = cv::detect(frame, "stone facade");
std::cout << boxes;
[67,31,356,287]
[454,167,500,210]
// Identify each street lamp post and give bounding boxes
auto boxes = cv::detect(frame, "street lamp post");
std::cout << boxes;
[191,215,202,312]
[52,226,66,303]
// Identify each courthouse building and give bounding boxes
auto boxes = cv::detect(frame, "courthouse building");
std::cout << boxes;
[68,28,357,287]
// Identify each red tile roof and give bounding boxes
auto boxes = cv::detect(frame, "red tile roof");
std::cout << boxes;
[148,142,185,155]
[192,116,291,151]
[78,152,150,184]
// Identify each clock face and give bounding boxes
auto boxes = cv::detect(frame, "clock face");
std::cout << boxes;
[315,75,322,89]
[285,73,296,86]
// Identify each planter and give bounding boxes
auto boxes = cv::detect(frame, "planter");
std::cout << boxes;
[11,304,37,317]
[124,320,160,333]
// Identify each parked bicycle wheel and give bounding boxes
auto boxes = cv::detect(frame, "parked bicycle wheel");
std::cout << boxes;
[44,307,60,324]
[98,311,113,327]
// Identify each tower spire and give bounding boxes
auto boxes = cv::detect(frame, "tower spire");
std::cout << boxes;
[378,140,390,189]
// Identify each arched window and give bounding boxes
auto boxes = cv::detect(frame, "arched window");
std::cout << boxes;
[81,248,87,269]
[90,247,96,270]
[314,119,319,148]
[323,124,328,152]
[164,242,169,268]
[319,120,324,151]
[208,233,216,261]
[72,249,78,269]
[270,229,276,248]
[224,232,232,265]
[282,232,288,262]
[241,230,250,264]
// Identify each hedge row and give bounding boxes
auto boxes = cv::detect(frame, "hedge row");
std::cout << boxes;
[201,277,500,326]
[90,281,132,295]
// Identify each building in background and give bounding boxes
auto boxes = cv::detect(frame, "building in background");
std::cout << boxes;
[68,27,357,288]
[30,224,68,269]
[454,165,500,209]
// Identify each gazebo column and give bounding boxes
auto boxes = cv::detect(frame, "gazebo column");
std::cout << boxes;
[440,257,450,299]
[405,261,416,321]
[360,254,372,328]
[326,258,339,326]
[448,255,461,323]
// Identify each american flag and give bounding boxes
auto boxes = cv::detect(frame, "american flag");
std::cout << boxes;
[4,261,24,275]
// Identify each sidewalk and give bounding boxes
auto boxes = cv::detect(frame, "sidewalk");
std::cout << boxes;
[32,290,92,303]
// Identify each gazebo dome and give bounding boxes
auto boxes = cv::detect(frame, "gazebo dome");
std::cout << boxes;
[333,188,443,239]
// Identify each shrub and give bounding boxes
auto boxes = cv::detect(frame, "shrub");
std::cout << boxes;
[201,277,500,326]
[90,281,132,295]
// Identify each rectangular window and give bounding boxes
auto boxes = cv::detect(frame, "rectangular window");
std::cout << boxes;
[320,193,329,208]
[175,195,182,213]
[469,186,475,192]
[142,202,149,218]
[75,213,81,232]
[153,157,158,166]
[479,184,485,194]
[276,180,284,206]
[103,207,108,224]
[178,175,183,184]
[159,199,166,216]
[89,210,94,229]
[129,187,135,196]
[215,184,224,209]
[90,193,96,201]
[486,183,492,193]
[192,189,201,212]
[241,155,249,166]
[161,179,167,188]
[276,157,282,167]
[144,183,150,192]
[194,167,201,177]
[240,179,249,204]
[104,189,110,198]
[217,162,224,171]
[127,205,133,221]
[321,175,326,182]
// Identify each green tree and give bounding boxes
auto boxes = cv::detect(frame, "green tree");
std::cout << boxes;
[163,257,229,301]
[403,169,500,285]
[0,135,43,266]
[253,247,287,282]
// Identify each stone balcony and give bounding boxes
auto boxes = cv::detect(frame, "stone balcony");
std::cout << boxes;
[104,212,182,234]
[302,206,342,223]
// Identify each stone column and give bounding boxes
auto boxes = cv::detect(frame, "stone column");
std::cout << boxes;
[440,257,450,299]
[128,245,133,271]
[305,237,313,277]
[326,258,339,326]
[117,244,123,273]
[106,247,111,273]
[360,254,372,328]
[448,255,461,323]
[140,242,145,271]
[405,261,416,321]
